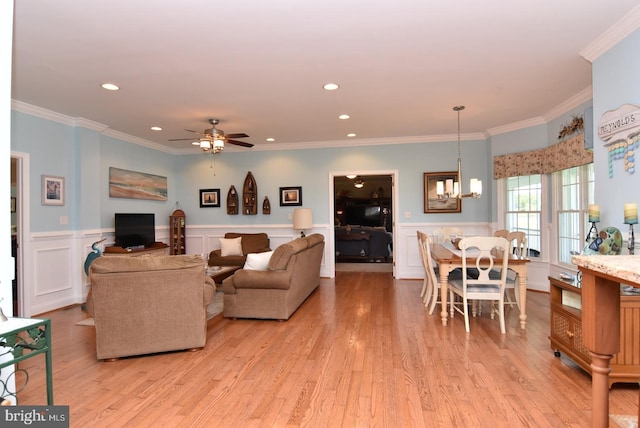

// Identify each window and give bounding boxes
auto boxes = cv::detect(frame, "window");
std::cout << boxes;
[505,175,542,257]
[557,164,594,265]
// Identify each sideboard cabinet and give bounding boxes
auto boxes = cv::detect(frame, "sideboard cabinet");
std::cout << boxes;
[549,276,640,387]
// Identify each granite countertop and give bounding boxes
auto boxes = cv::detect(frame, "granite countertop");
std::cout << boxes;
[571,255,640,287]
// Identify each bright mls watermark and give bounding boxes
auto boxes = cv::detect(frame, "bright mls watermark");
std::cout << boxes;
[1,406,69,427]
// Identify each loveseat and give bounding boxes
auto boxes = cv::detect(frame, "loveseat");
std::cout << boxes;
[335,225,392,261]
[208,232,271,267]
[89,254,215,360]
[220,233,324,320]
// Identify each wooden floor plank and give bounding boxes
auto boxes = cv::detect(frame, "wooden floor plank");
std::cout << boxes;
[14,272,639,427]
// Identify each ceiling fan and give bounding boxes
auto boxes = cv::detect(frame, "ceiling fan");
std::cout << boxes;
[169,118,253,153]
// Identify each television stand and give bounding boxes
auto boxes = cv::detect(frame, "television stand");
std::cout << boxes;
[103,242,169,257]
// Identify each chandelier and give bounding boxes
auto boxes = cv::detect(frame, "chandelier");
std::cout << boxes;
[437,106,482,199]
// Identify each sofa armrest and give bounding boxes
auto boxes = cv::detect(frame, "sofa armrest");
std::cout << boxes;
[204,276,216,305]
[223,269,292,291]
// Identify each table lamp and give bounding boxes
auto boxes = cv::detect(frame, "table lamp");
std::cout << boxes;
[293,208,313,238]
[624,203,637,255]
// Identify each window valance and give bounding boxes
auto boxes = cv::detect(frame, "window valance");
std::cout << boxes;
[493,134,593,179]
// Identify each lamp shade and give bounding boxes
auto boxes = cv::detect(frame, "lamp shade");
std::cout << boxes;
[293,208,313,230]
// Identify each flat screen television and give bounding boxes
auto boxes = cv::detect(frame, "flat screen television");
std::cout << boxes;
[345,205,382,227]
[114,213,155,248]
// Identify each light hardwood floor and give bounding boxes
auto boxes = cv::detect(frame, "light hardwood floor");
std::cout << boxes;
[16,272,639,427]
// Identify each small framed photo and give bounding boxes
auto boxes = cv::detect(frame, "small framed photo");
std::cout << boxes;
[200,188,221,207]
[279,186,302,206]
[41,175,65,206]
[11,197,16,213]
[424,171,461,213]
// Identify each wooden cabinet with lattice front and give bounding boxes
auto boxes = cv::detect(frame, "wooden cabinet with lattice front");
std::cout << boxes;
[549,276,640,387]
[169,209,186,255]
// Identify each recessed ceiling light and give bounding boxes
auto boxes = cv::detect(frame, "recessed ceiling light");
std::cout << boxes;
[266,137,275,142]
[101,83,119,91]
[150,126,162,131]
[323,83,339,91]
[338,114,350,120]
[347,133,356,137]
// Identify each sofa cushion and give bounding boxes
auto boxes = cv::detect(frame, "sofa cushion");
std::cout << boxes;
[243,250,274,271]
[220,237,243,257]
[224,232,270,254]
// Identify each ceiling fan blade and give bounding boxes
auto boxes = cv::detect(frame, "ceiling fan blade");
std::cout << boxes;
[227,139,254,148]
[185,129,206,135]
[168,138,198,141]
[226,133,249,139]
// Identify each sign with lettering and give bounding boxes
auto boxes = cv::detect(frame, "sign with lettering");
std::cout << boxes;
[598,103,640,143]
[598,104,640,177]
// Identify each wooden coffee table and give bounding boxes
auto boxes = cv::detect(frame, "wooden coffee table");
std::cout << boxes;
[208,266,240,284]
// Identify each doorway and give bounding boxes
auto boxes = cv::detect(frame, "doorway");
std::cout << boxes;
[10,153,28,317]
[332,173,395,273]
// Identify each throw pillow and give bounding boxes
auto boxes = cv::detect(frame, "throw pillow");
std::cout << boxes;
[219,237,243,257]
[243,251,274,270]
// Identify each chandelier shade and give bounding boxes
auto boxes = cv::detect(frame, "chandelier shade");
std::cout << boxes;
[436,106,482,200]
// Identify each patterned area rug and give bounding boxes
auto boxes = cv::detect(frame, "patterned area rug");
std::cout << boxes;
[610,414,638,428]
[206,291,224,319]
[76,291,224,326]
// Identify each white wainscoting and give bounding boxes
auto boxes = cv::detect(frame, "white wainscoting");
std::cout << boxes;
[24,225,333,316]
[22,222,548,316]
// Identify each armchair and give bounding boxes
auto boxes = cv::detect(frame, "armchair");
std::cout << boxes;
[89,255,215,360]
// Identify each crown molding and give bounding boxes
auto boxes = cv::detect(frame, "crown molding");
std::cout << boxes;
[101,128,177,154]
[486,117,546,136]
[580,5,640,62]
[542,86,592,122]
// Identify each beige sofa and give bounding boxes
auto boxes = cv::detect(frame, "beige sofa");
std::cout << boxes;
[89,255,215,360]
[220,233,324,320]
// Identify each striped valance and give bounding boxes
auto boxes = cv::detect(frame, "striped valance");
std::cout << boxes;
[493,134,593,179]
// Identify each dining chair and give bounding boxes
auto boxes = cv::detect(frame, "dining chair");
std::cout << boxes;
[502,231,527,308]
[417,231,436,307]
[485,230,527,309]
[448,236,510,334]
[494,229,509,239]
[418,231,456,314]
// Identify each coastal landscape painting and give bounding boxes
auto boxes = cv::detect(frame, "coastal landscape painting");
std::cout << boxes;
[109,167,168,201]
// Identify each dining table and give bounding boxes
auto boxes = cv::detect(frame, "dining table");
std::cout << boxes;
[430,241,531,330]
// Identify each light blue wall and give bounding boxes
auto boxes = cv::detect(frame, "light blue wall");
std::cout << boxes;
[592,28,640,230]
[11,111,76,232]
[11,109,493,232]
[99,135,177,229]
[175,139,491,226]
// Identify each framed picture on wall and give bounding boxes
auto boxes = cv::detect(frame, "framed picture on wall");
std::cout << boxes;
[423,171,461,213]
[11,197,16,213]
[279,186,302,206]
[41,175,65,206]
[200,188,221,207]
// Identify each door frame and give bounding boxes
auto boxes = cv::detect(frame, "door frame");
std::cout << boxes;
[328,170,398,278]
[11,151,30,316]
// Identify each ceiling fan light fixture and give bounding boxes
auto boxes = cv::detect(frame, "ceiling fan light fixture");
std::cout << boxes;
[213,139,224,151]
[199,139,211,151]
